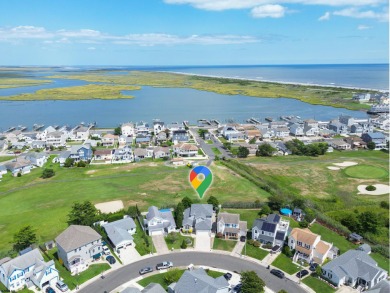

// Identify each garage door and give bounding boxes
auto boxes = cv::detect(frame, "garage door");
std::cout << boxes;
[150,230,163,236]
[196,230,210,236]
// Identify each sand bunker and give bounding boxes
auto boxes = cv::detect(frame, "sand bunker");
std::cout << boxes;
[327,166,340,170]
[95,200,124,213]
[333,161,358,167]
[86,170,96,174]
[357,184,390,195]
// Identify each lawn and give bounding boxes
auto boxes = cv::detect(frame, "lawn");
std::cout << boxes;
[205,140,213,144]
[212,238,237,252]
[165,233,194,250]
[302,276,336,293]
[211,147,222,155]
[271,253,300,275]
[133,219,153,255]
[245,244,269,261]
[343,164,388,179]
[0,156,13,163]
[0,160,267,255]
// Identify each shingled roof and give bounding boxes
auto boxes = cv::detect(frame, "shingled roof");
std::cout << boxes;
[55,225,101,252]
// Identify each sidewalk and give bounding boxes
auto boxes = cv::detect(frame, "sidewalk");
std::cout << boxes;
[230,241,245,257]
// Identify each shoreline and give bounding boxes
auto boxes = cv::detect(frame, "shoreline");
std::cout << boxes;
[160,71,389,93]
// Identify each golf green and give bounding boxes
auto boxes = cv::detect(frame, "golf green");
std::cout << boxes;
[344,165,388,179]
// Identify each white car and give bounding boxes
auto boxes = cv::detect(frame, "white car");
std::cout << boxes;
[102,246,111,255]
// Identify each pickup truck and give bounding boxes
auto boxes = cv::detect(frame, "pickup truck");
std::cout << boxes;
[156,261,173,270]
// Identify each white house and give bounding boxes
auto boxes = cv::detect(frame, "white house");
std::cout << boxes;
[24,152,48,167]
[46,131,67,147]
[121,123,135,137]
[144,206,176,236]
[0,249,59,291]
[174,143,198,157]
[252,214,290,247]
[217,212,247,239]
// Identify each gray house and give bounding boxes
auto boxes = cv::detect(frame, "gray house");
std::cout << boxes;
[24,152,48,167]
[322,250,388,290]
[252,214,290,247]
[361,132,387,149]
[144,206,176,236]
[171,130,189,143]
[122,283,166,293]
[55,225,102,274]
[103,217,136,252]
[183,204,214,234]
[168,268,229,293]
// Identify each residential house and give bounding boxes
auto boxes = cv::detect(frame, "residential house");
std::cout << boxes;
[366,280,390,293]
[292,208,305,222]
[245,129,261,140]
[155,131,168,144]
[101,134,118,147]
[31,140,46,149]
[55,225,102,274]
[133,148,153,161]
[94,149,113,161]
[153,146,170,159]
[353,93,371,103]
[329,121,348,134]
[357,244,371,254]
[53,151,71,166]
[168,268,229,293]
[71,125,90,141]
[24,152,48,167]
[69,144,93,161]
[12,141,27,150]
[46,131,66,147]
[36,126,57,141]
[252,214,290,247]
[122,283,166,293]
[0,248,59,291]
[273,127,290,138]
[182,204,213,234]
[135,134,152,146]
[119,135,133,146]
[6,158,32,176]
[221,126,245,142]
[121,123,135,137]
[144,206,176,236]
[361,132,387,150]
[112,146,133,162]
[0,165,7,178]
[217,212,247,239]
[339,115,355,127]
[135,122,150,136]
[331,140,351,150]
[288,228,333,264]
[350,123,373,135]
[257,127,273,139]
[171,130,189,143]
[153,121,165,134]
[321,250,388,290]
[166,122,184,132]
[274,141,292,155]
[21,133,36,144]
[174,143,198,157]
[269,121,287,129]
[344,136,366,149]
[290,124,304,136]
[103,217,136,252]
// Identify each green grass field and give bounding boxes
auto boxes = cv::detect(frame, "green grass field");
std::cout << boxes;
[211,147,222,155]
[303,276,336,293]
[0,156,13,163]
[165,234,194,250]
[212,238,237,252]
[271,254,300,275]
[343,164,388,179]
[245,244,269,261]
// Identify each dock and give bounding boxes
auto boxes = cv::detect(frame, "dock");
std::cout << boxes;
[33,124,44,131]
[247,117,261,124]
[5,126,16,132]
[265,117,273,122]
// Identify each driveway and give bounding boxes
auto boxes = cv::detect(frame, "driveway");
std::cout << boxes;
[195,232,211,251]
[117,245,141,265]
[151,235,169,254]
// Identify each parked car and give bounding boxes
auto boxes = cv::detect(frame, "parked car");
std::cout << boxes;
[270,269,285,279]
[139,266,153,275]
[223,272,232,280]
[156,261,173,270]
[106,255,116,264]
[309,263,319,272]
[102,245,111,255]
[296,270,309,278]
[232,283,242,293]
[240,236,246,242]
[46,287,55,293]
[56,280,69,292]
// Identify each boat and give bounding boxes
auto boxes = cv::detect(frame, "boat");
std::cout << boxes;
[18,125,27,131]
[33,124,44,131]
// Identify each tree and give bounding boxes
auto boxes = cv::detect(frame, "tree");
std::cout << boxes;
[278,290,288,293]
[67,201,100,226]
[127,206,138,218]
[223,142,232,150]
[41,168,55,179]
[315,265,323,277]
[175,202,185,227]
[181,196,193,209]
[340,213,360,232]
[164,268,183,284]
[207,196,219,210]
[64,158,75,168]
[114,126,122,136]
[237,146,249,158]
[77,160,87,167]
[299,220,309,228]
[358,211,380,233]
[249,137,257,144]
[241,271,265,293]
[181,239,188,249]
[282,245,293,257]
[256,143,276,157]
[198,129,208,139]
[258,205,271,216]
[380,201,389,209]
[367,141,376,150]
[13,226,37,252]
[166,232,179,244]
[267,195,284,211]
[292,198,305,209]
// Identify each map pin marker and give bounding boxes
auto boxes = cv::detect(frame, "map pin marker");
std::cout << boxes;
[189,166,213,199]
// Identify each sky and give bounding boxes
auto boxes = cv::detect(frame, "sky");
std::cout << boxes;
[0,0,388,65]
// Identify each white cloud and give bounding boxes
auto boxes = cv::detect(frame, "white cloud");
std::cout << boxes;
[164,0,386,11]
[87,47,96,50]
[334,7,389,21]
[357,24,372,30]
[0,26,261,46]
[251,5,286,18]
[318,11,330,21]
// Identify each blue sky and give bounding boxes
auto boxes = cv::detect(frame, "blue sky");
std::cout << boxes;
[0,0,388,65]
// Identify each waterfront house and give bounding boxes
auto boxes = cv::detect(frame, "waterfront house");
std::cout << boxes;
[36,126,56,141]
[290,124,304,136]
[269,121,288,129]
[55,225,102,274]
[339,115,355,127]
[166,122,184,132]
[274,127,290,138]
[168,268,229,293]
[329,120,348,135]
[171,130,189,143]
[103,217,136,252]
[182,204,213,235]
[0,248,59,291]
[217,212,247,239]
[153,121,165,134]
[6,158,32,176]
[353,93,371,103]
[257,127,273,139]
[71,125,90,141]
[321,250,387,290]
[288,228,332,264]
[245,129,261,140]
[221,125,245,142]
[361,132,387,150]
[252,214,290,247]
[121,123,135,137]
[24,152,48,167]
[135,122,151,136]
[46,131,67,147]
[144,206,176,236]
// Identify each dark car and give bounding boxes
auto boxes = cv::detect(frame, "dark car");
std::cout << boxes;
[45,287,55,293]
[139,266,153,275]
[240,236,246,242]
[223,272,232,280]
[106,255,116,264]
[270,269,285,279]
[309,263,319,271]
[296,270,309,278]
[233,283,242,293]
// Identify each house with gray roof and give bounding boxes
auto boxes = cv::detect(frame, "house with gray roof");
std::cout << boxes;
[366,280,390,293]
[0,164,7,178]
[31,140,46,149]
[103,217,136,252]
[24,152,48,167]
[0,248,59,291]
[168,268,229,293]
[182,204,214,234]
[144,206,176,236]
[69,144,93,161]
[361,132,387,150]
[55,225,102,274]
[321,250,388,290]
[290,124,304,136]
[53,150,71,166]
[121,283,165,293]
[217,212,247,239]
[5,158,32,176]
[357,244,371,254]
[252,214,290,247]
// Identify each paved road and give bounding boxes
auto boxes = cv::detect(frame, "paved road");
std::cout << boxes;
[79,252,306,293]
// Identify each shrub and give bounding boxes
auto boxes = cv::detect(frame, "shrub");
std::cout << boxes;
[282,245,293,257]
[164,268,182,284]
[253,241,261,247]
[17,172,22,177]
[366,185,376,191]
[41,168,55,179]
[263,243,273,249]
[216,232,223,239]
[247,239,255,245]
[185,238,192,245]
[181,240,187,249]
[77,160,87,167]
[299,220,309,228]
